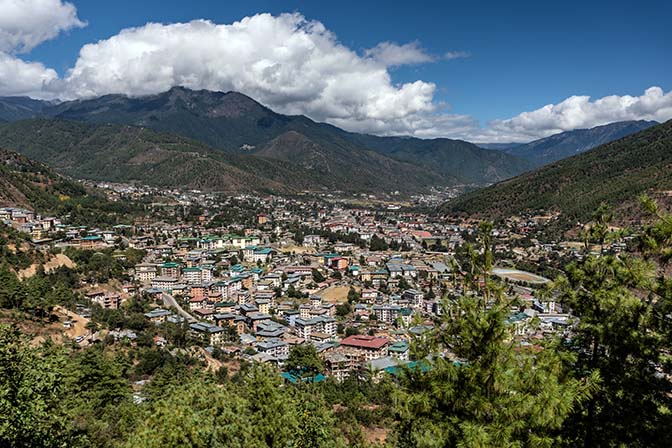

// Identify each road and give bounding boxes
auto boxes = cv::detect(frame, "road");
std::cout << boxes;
[162,293,197,323]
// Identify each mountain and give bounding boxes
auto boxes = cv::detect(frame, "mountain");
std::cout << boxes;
[0,119,444,194]
[0,86,529,188]
[493,120,658,167]
[476,142,522,151]
[344,133,532,184]
[0,147,73,209]
[442,120,672,223]
[0,96,49,122]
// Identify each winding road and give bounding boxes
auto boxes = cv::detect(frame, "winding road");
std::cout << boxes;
[162,292,197,323]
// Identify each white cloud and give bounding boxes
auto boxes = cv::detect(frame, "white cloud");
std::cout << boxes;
[478,87,672,142]
[58,13,439,134]
[0,7,670,143]
[0,0,84,97]
[0,0,85,53]
[364,41,434,66]
[0,52,58,97]
[444,50,470,60]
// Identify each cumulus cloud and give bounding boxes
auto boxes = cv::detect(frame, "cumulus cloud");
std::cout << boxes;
[364,41,434,66]
[477,87,672,142]
[0,52,58,97]
[0,0,85,53]
[58,13,439,134]
[0,6,670,143]
[0,0,84,98]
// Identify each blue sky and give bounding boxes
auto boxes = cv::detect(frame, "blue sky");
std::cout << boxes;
[3,0,671,141]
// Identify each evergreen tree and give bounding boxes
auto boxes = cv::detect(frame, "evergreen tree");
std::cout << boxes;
[554,200,672,447]
[392,222,595,447]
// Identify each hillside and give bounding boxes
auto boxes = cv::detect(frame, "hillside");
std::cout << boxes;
[495,120,657,167]
[0,148,136,225]
[0,87,529,187]
[0,97,48,122]
[443,120,672,223]
[0,119,443,193]
[344,133,532,184]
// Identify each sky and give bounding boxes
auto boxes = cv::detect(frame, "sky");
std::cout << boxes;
[0,0,670,142]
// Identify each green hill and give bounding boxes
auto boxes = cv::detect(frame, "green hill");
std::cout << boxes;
[345,133,532,184]
[443,120,672,223]
[501,120,657,167]
[0,148,136,226]
[0,87,529,188]
[0,119,443,194]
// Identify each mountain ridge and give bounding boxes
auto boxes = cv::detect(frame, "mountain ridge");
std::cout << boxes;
[442,120,672,223]
[0,87,531,188]
[480,120,658,167]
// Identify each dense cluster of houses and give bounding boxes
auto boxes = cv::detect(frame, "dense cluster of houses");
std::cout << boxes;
[4,188,594,382]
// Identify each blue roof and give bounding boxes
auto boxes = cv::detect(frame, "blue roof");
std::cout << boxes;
[280,372,326,384]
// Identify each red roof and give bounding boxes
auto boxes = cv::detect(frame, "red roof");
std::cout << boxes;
[340,335,389,350]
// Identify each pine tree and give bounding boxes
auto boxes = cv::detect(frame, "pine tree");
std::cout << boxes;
[392,222,595,447]
[555,200,672,447]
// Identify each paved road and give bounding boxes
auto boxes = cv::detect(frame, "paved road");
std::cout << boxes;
[162,293,197,323]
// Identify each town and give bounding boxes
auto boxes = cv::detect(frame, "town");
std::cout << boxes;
[1,182,599,385]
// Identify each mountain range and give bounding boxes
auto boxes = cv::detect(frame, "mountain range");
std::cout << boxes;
[0,87,660,197]
[0,118,448,194]
[479,120,658,167]
[0,88,530,193]
[444,119,672,223]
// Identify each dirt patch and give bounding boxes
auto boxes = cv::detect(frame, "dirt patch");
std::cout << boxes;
[18,253,75,279]
[320,285,355,304]
[54,306,90,339]
[194,346,223,372]
[361,425,390,445]
[277,244,315,255]
[0,306,90,346]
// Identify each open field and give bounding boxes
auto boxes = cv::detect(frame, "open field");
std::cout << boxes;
[320,285,357,304]
[491,268,550,285]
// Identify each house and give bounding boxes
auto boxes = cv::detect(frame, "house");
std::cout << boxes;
[87,291,121,310]
[189,322,226,346]
[144,308,172,324]
[324,351,360,382]
[189,296,207,311]
[253,247,274,263]
[402,289,424,307]
[388,341,410,361]
[255,321,287,339]
[160,261,181,278]
[152,276,179,291]
[182,267,203,284]
[294,316,336,339]
[246,312,272,332]
[303,235,322,247]
[310,295,322,308]
[299,304,312,319]
[255,298,271,315]
[361,289,379,303]
[339,335,389,361]
[193,308,216,321]
[372,304,402,324]
[256,338,289,359]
